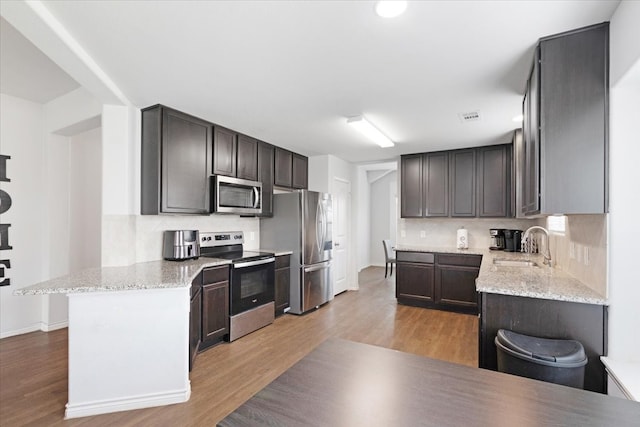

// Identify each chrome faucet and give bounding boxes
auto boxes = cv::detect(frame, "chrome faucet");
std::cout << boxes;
[523,226,553,267]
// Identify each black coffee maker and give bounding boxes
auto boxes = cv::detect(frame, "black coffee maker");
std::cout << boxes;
[489,229,505,250]
[504,229,523,252]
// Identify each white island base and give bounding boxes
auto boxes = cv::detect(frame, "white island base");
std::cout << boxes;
[65,287,191,419]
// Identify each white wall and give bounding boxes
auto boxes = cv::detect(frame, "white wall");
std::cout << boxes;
[369,171,397,266]
[0,88,105,337]
[356,165,371,271]
[608,0,640,362]
[0,94,47,337]
[69,127,102,273]
[308,155,329,193]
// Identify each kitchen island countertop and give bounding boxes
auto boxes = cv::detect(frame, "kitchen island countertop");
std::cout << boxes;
[395,245,606,305]
[13,257,232,295]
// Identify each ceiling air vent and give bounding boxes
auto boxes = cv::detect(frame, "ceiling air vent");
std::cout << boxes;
[458,111,481,123]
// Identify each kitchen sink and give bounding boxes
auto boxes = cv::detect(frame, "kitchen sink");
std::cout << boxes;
[492,258,538,267]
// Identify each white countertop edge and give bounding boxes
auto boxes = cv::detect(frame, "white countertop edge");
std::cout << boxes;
[601,357,640,401]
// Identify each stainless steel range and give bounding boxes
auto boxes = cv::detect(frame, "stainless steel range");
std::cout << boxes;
[199,231,275,341]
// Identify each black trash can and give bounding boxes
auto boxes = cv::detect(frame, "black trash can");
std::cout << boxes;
[495,329,587,389]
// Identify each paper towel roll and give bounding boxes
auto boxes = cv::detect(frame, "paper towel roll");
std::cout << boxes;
[457,227,468,249]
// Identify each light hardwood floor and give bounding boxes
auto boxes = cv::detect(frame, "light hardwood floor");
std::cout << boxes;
[0,267,477,426]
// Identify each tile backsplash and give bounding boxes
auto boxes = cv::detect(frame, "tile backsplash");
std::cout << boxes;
[397,217,541,249]
[102,214,260,265]
[396,215,607,299]
[548,214,607,297]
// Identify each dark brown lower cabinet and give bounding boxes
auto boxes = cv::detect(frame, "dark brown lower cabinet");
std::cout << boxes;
[200,266,229,350]
[396,251,480,314]
[479,292,607,393]
[396,252,435,305]
[434,253,481,314]
[275,255,291,316]
[189,274,202,371]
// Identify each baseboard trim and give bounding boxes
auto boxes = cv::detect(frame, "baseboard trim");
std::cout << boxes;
[65,386,191,419]
[0,324,40,339]
[1,320,69,339]
[41,320,69,332]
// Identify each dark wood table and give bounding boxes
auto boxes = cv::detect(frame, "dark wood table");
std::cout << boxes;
[219,338,640,426]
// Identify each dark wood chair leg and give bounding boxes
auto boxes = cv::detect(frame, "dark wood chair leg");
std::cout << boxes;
[385,263,388,278]
[390,263,393,276]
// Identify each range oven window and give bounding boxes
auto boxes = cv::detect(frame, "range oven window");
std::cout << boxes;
[230,260,275,316]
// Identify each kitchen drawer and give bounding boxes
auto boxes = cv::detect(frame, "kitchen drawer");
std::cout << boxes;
[202,266,229,285]
[275,254,290,269]
[436,253,482,267]
[397,251,435,264]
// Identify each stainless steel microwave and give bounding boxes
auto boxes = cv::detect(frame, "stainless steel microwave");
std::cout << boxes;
[212,175,262,215]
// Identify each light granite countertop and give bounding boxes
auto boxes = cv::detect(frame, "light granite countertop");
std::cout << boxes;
[395,245,486,256]
[395,245,607,305]
[259,249,293,256]
[13,257,232,295]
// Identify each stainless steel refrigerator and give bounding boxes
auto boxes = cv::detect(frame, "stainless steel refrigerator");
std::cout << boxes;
[260,190,333,314]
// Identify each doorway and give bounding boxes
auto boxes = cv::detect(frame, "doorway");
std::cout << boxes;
[332,177,350,295]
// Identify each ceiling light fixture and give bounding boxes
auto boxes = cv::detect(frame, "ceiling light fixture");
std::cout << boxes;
[347,116,394,148]
[512,114,524,123]
[375,1,408,18]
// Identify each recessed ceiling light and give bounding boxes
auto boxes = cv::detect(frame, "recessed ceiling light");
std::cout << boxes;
[512,114,524,123]
[347,116,394,148]
[375,1,408,18]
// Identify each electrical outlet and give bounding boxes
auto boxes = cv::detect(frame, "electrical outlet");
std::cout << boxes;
[583,246,589,266]
[250,231,255,241]
[569,242,575,259]
[420,230,426,238]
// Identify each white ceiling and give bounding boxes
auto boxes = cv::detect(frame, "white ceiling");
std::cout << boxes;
[1,1,620,163]
[0,17,79,103]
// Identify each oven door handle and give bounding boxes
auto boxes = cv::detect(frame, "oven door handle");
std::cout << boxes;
[233,257,275,269]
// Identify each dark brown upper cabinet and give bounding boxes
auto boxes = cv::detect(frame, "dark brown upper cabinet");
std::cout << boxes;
[274,147,293,187]
[449,149,476,217]
[213,126,237,177]
[141,105,212,215]
[401,144,512,219]
[423,152,449,217]
[400,152,449,218]
[292,153,308,189]
[521,23,608,215]
[400,154,423,218]
[236,134,258,181]
[477,144,511,217]
[257,141,275,216]
[274,147,308,190]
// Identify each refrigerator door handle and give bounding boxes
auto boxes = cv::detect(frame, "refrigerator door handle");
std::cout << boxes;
[304,261,331,273]
[316,201,323,254]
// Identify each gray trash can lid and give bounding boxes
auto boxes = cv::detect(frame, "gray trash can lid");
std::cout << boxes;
[496,329,586,364]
